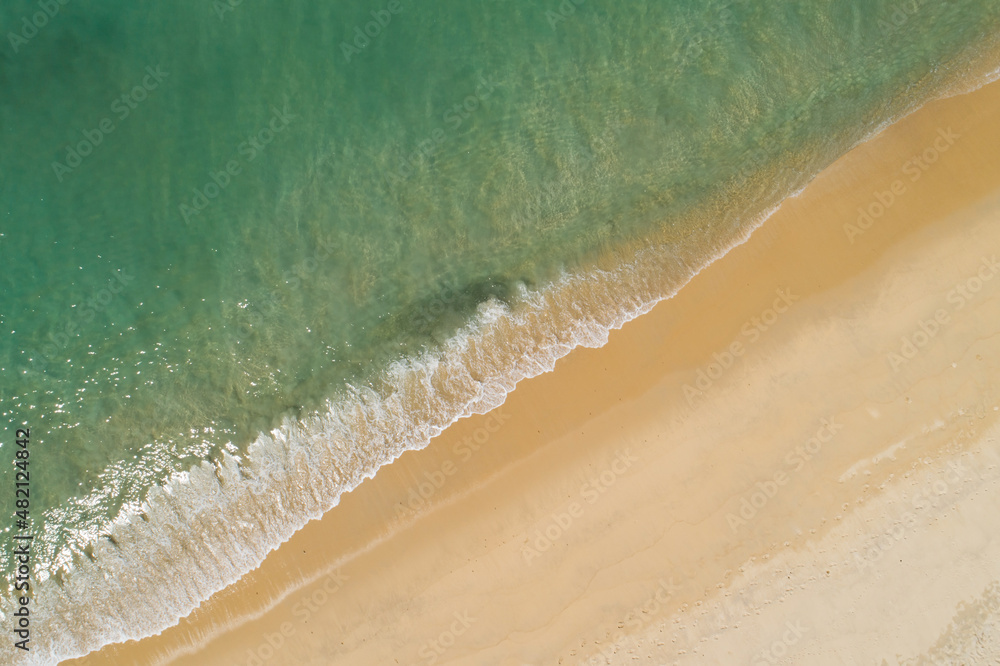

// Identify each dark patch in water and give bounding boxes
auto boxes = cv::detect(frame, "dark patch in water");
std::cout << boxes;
[373,274,517,354]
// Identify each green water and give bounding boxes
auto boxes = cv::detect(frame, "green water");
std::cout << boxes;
[1,0,999,659]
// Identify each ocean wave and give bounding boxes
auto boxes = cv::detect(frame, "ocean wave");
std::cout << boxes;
[10,204,770,666]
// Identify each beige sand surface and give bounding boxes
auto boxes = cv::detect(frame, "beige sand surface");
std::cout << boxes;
[67,77,1000,665]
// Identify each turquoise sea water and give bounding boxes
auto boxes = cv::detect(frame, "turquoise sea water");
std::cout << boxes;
[2,0,1000,660]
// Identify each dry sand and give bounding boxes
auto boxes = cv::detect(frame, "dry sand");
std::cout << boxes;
[67,76,1000,665]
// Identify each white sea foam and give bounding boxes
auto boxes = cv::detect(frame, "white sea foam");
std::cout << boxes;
[8,199,774,666]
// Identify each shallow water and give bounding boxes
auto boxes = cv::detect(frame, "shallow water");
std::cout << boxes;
[1,0,999,660]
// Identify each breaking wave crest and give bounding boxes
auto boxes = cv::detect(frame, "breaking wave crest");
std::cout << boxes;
[19,212,768,665]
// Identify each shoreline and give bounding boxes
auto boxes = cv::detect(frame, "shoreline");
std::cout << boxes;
[66,72,1000,665]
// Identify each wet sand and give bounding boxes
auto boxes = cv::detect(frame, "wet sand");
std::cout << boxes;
[68,75,1000,665]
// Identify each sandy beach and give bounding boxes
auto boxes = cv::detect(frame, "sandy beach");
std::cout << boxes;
[66,74,1000,665]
